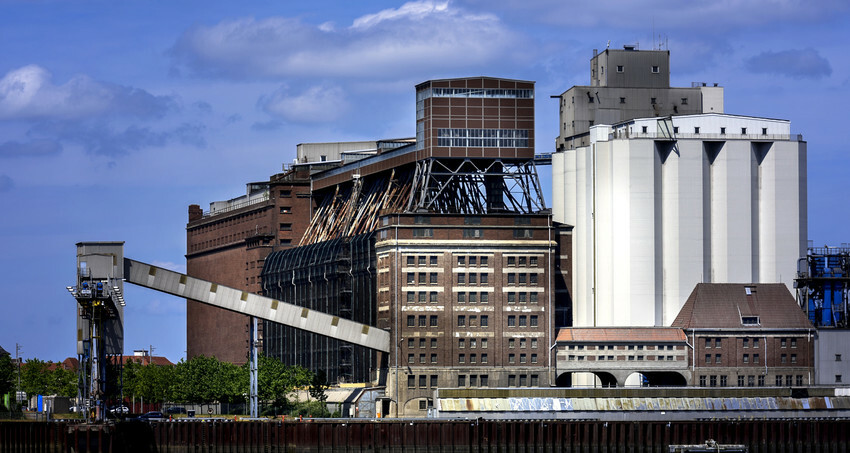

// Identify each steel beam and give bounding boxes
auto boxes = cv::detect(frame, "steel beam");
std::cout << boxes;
[123,258,390,352]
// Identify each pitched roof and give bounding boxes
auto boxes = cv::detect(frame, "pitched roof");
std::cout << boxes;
[113,355,175,366]
[556,327,686,343]
[671,283,812,329]
[0,345,8,357]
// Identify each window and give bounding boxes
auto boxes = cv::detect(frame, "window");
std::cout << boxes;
[431,375,438,387]
[459,339,465,349]
[431,339,437,348]
[458,354,465,364]
[469,354,477,364]
[406,256,414,266]
[480,257,488,266]
[519,316,527,327]
[519,274,527,284]
[481,292,489,304]
[837,375,843,383]
[705,338,711,349]
[509,339,515,349]
[673,126,679,133]
[531,339,538,349]
[837,354,843,362]
[531,354,538,364]
[681,97,688,105]
[279,223,292,231]
[481,339,488,349]
[508,316,516,327]
[407,338,414,349]
[507,257,516,266]
[407,292,415,303]
[651,65,659,73]
[507,273,516,284]
[642,126,648,133]
[418,273,426,284]
[741,127,747,134]
[509,354,516,364]
[420,354,426,363]
[430,256,438,266]
[530,293,538,304]
[710,375,717,387]
[762,127,768,135]
[408,354,414,364]
[458,316,466,328]
[481,353,488,363]
[530,315,538,327]
[458,274,466,284]
[463,229,483,239]
[786,375,793,386]
[280,206,291,214]
[469,339,477,349]
[413,228,433,237]
[753,338,759,348]
[796,375,803,386]
[468,273,477,284]
[468,292,477,304]
[480,375,489,386]
[781,338,787,348]
[430,315,437,327]
[458,375,466,386]
[720,376,727,387]
[280,190,291,197]
[741,316,759,325]
[791,354,797,364]
[620,97,626,104]
[407,316,415,327]
[520,354,527,364]
[699,376,706,387]
[776,376,783,386]
[407,273,415,284]
[738,376,745,386]
[469,256,477,266]
[617,65,624,73]
[419,316,426,327]
[419,338,426,349]
[791,338,797,348]
[715,338,722,348]
[513,229,532,239]
[481,315,488,327]
[469,375,477,386]
[743,354,749,364]
[418,292,426,303]
[408,375,415,388]
[469,316,477,327]
[748,376,755,387]
[705,354,711,364]
[518,293,527,304]
[694,127,700,134]
[457,256,466,266]
[507,292,516,304]
[720,127,726,135]
[418,256,426,266]
[430,273,437,284]
[781,354,787,364]
[508,375,516,386]
[480,273,488,284]
[753,354,759,364]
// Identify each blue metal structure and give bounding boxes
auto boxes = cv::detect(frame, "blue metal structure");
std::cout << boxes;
[795,245,850,327]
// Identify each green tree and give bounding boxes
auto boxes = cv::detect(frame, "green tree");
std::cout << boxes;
[19,359,50,396]
[0,353,14,398]
[135,364,174,404]
[47,367,76,397]
[257,355,313,412]
[171,356,244,409]
[308,370,329,403]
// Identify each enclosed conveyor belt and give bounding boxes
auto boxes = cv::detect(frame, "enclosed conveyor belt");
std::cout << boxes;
[123,258,390,352]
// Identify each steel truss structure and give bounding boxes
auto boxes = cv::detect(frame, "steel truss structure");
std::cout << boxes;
[406,158,546,214]
[795,246,850,328]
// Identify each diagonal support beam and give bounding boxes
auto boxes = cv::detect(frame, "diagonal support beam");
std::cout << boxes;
[124,258,390,352]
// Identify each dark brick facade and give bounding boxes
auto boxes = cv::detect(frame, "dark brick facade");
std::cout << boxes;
[185,169,312,364]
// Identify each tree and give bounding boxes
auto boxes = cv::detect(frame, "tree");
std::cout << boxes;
[171,356,244,408]
[0,353,14,398]
[308,370,329,403]
[19,359,50,396]
[256,355,313,412]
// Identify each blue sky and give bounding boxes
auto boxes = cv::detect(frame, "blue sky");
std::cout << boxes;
[1,0,848,364]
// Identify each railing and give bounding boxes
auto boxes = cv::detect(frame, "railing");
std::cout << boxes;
[203,193,270,218]
[614,132,796,141]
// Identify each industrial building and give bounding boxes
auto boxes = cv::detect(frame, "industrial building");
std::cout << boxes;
[552,49,807,330]
[187,77,567,416]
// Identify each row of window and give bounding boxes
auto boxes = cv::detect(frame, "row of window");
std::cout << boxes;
[405,314,539,329]
[437,128,529,148]
[457,315,489,327]
[698,375,804,387]
[458,338,488,349]
[506,292,539,304]
[406,255,439,266]
[408,228,534,239]
[457,292,489,303]
[568,355,676,361]
[408,353,439,364]
[456,273,490,285]
[505,273,539,285]
[427,87,534,99]
[704,337,798,349]
[408,338,438,349]
[458,353,489,364]
[506,353,538,364]
[567,344,677,351]
[703,353,798,365]
[457,255,488,266]
[404,291,540,304]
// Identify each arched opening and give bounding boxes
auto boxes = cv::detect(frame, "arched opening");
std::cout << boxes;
[641,371,688,387]
[555,372,572,387]
[592,371,618,388]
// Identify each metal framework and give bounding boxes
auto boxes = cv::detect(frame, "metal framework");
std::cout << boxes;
[795,246,850,327]
[406,158,546,214]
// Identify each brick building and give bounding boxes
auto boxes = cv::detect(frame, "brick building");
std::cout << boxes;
[185,168,312,363]
[672,283,815,387]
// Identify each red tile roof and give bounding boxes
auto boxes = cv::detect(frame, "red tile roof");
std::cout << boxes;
[113,355,175,366]
[671,283,812,329]
[556,327,686,343]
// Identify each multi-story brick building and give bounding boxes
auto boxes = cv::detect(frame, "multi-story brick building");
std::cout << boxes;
[185,168,312,363]
[375,213,556,413]
[672,283,815,387]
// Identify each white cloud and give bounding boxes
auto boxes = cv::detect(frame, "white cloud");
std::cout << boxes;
[170,1,527,80]
[0,65,175,121]
[259,85,349,123]
[352,0,450,29]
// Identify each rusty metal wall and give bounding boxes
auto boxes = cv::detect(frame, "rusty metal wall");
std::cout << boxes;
[3,419,850,452]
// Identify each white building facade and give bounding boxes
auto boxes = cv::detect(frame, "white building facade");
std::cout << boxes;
[552,113,807,328]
